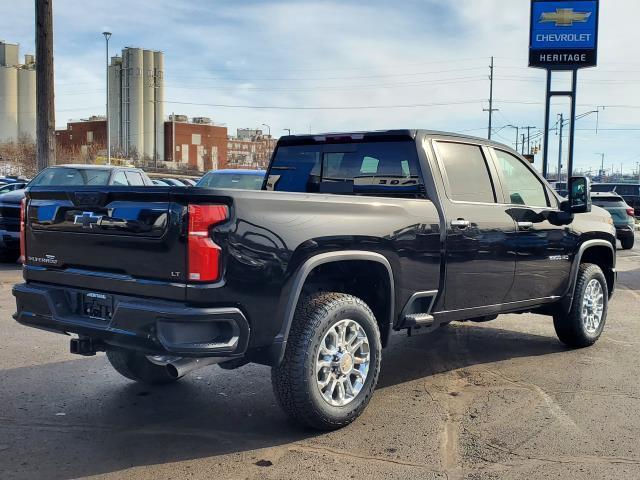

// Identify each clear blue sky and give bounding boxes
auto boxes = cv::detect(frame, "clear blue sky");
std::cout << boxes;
[2,0,639,174]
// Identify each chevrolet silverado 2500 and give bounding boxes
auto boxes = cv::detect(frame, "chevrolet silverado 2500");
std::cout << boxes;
[13,130,616,429]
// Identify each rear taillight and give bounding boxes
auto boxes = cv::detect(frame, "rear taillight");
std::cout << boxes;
[19,197,26,264]
[627,208,635,217]
[187,204,229,282]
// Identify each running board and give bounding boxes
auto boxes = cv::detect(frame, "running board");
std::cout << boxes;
[400,313,435,328]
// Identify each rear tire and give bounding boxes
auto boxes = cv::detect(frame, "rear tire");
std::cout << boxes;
[106,348,180,385]
[620,237,634,250]
[554,263,608,348]
[272,292,381,430]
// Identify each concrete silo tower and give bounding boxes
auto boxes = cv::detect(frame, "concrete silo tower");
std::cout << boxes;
[153,51,164,161]
[0,65,18,142]
[123,47,144,157]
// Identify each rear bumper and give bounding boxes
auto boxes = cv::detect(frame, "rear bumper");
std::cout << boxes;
[13,282,250,357]
[615,225,635,239]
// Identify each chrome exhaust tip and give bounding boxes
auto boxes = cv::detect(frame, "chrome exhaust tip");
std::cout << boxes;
[146,355,225,379]
[166,356,225,378]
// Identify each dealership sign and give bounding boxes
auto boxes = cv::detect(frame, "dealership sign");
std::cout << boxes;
[529,0,599,69]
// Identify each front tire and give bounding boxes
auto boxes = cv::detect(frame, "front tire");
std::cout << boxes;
[554,263,608,348]
[106,348,180,385]
[272,292,382,430]
[620,236,634,250]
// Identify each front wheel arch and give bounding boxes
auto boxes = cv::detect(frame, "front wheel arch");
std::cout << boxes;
[562,240,615,314]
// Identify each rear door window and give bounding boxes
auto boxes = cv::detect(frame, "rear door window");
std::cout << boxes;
[111,171,129,186]
[435,141,495,203]
[267,141,426,198]
[125,171,145,186]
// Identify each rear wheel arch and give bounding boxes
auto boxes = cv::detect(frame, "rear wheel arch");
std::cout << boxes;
[275,251,395,364]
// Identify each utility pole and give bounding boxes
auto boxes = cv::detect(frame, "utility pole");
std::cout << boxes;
[102,32,111,165]
[521,134,526,155]
[483,56,498,140]
[35,0,55,170]
[557,114,564,181]
[507,125,519,152]
[523,126,535,154]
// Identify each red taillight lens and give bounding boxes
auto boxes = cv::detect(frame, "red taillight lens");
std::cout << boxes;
[627,208,635,217]
[187,204,228,282]
[19,197,26,264]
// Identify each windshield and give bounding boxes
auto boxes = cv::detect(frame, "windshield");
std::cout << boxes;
[197,172,264,190]
[31,167,112,186]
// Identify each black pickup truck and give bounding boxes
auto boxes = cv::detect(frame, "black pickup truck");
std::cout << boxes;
[13,130,616,430]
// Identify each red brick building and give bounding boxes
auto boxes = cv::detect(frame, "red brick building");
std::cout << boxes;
[165,120,228,171]
[55,117,107,161]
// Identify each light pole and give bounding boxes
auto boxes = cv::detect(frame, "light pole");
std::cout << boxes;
[595,153,605,178]
[261,123,271,137]
[283,128,291,136]
[102,31,112,165]
[506,125,519,152]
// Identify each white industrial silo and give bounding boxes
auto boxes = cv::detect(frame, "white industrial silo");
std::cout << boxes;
[142,49,155,159]
[17,67,36,140]
[108,56,122,151]
[153,51,164,160]
[0,65,18,142]
[123,48,144,157]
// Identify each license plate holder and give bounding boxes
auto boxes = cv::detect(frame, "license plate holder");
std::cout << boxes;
[80,292,114,321]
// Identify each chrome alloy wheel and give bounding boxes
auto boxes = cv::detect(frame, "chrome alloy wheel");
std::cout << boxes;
[316,319,371,407]
[582,278,604,334]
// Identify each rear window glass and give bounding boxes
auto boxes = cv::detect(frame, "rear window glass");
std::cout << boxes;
[197,172,264,190]
[266,141,425,198]
[593,197,626,208]
[31,167,112,186]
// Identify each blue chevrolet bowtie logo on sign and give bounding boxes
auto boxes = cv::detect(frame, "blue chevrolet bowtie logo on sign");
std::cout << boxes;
[531,1,597,49]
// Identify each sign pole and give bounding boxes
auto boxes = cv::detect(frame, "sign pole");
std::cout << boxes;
[542,69,552,178]
[566,69,578,178]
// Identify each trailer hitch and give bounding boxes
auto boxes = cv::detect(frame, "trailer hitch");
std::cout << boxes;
[70,337,105,356]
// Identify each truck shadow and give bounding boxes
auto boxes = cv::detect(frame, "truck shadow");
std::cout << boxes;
[0,322,566,479]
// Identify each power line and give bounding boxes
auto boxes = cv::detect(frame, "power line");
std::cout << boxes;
[162,99,487,110]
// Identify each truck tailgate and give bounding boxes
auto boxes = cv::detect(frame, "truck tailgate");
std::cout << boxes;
[24,187,187,300]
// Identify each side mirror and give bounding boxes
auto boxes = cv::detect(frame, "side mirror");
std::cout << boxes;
[564,176,591,214]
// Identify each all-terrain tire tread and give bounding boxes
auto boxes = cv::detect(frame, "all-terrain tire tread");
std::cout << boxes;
[271,292,381,430]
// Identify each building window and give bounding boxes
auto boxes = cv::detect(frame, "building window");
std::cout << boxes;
[192,133,201,145]
[87,131,94,144]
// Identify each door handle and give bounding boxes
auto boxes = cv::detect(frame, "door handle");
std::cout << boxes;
[517,221,533,230]
[451,219,470,229]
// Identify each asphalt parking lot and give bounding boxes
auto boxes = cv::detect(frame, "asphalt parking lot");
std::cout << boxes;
[1,233,639,480]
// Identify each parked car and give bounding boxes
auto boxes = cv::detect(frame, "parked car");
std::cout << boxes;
[151,179,170,186]
[181,178,197,187]
[160,178,187,187]
[0,189,25,261]
[591,192,636,249]
[592,183,640,217]
[14,130,616,430]
[196,169,266,190]
[0,182,28,194]
[0,165,153,261]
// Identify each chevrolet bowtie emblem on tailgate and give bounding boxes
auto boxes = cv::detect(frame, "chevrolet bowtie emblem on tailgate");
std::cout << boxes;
[540,8,592,27]
[74,211,102,228]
